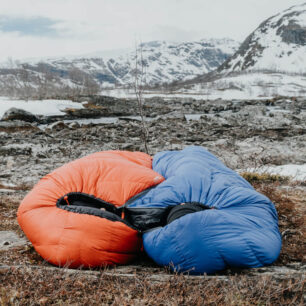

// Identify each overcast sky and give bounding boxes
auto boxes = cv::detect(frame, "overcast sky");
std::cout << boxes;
[0,0,305,61]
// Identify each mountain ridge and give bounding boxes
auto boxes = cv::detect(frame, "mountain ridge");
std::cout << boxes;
[217,3,306,75]
[0,38,239,91]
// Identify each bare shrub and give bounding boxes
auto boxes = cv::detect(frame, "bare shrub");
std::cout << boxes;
[134,43,149,154]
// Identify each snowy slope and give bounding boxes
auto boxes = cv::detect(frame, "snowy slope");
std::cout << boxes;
[218,3,306,74]
[218,3,306,73]
[176,3,306,99]
[103,71,306,100]
[189,72,306,99]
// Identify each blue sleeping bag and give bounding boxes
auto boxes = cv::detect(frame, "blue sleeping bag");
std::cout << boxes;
[128,146,281,274]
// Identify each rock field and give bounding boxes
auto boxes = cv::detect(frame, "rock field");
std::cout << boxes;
[0,95,305,187]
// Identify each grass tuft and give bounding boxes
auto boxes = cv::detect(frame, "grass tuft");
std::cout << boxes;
[241,172,289,184]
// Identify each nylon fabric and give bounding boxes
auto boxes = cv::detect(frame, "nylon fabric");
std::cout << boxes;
[17,151,164,268]
[130,146,282,274]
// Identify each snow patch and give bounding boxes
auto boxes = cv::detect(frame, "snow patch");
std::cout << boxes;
[0,98,84,118]
[104,71,306,100]
[240,164,306,181]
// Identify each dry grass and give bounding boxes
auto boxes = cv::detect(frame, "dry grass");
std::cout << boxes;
[0,195,23,233]
[241,172,290,184]
[0,177,305,305]
[242,171,305,266]
[2,178,304,266]
[84,102,107,110]
[0,267,305,305]
[253,183,305,265]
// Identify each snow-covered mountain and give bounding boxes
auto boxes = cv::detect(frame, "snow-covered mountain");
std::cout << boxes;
[0,38,238,92]
[112,39,238,84]
[218,3,306,74]
[174,3,306,100]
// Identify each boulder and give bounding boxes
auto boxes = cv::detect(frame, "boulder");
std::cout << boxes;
[1,107,38,122]
[64,108,106,118]
[0,231,28,250]
[48,121,67,131]
[68,121,81,129]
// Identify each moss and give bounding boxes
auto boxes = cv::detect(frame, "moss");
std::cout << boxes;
[241,172,289,184]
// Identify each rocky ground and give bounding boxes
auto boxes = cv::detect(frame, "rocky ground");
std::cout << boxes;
[0,95,305,186]
[0,95,305,304]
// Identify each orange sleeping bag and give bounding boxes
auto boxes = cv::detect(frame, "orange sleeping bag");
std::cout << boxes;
[17,151,164,268]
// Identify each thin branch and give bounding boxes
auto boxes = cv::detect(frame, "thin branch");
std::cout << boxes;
[134,42,149,154]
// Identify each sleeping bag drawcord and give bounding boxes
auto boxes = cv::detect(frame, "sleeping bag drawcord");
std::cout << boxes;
[121,208,125,220]
[64,195,70,205]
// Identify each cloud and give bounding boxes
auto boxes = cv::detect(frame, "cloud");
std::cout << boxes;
[0,0,305,61]
[0,16,60,37]
[147,25,208,43]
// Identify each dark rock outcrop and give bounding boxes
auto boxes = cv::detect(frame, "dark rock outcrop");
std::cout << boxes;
[1,108,38,123]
